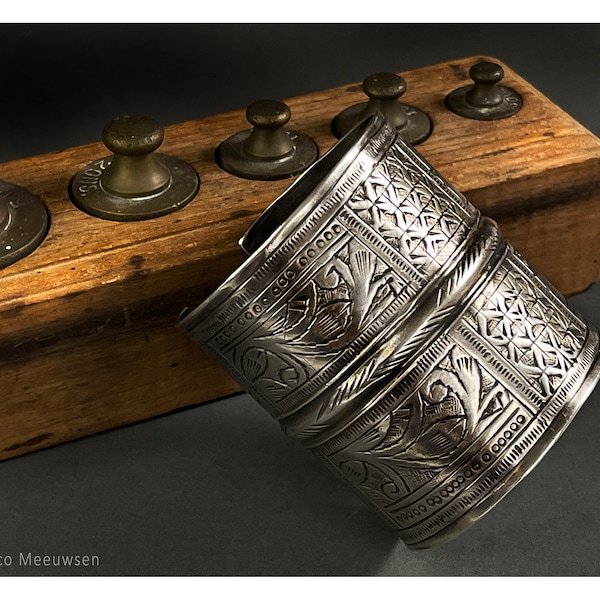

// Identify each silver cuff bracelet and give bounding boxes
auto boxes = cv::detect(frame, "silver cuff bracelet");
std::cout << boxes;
[179,113,600,549]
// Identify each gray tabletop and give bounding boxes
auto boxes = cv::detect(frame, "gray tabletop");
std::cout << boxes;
[0,24,599,577]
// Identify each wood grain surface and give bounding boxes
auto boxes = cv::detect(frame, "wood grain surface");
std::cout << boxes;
[1,55,599,460]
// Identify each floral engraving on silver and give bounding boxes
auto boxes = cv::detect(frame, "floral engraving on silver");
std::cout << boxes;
[179,114,600,549]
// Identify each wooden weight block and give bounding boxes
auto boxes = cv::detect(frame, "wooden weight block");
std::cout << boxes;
[0,55,599,461]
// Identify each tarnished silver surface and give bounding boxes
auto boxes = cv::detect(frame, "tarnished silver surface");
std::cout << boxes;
[179,113,600,548]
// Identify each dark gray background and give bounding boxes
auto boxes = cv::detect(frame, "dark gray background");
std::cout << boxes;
[0,23,599,576]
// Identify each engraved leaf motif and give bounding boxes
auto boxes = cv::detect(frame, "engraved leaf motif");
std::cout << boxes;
[339,460,405,503]
[241,347,268,381]
[240,345,309,401]
[259,378,293,402]
[304,299,353,343]
[332,241,388,329]
[346,415,395,454]
[293,286,347,344]
[258,282,318,341]
[346,348,486,470]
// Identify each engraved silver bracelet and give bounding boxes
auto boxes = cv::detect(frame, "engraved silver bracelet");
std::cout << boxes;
[179,113,600,549]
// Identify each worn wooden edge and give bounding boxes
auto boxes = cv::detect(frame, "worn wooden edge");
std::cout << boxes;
[0,317,242,459]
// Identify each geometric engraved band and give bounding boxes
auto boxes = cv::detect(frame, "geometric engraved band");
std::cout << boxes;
[179,113,600,548]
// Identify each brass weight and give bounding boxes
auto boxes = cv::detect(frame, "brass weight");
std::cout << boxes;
[70,115,199,221]
[217,99,318,181]
[332,72,432,144]
[0,180,49,269]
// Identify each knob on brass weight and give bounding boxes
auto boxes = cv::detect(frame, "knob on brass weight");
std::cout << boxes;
[445,61,523,120]
[0,180,49,269]
[217,99,318,181]
[332,72,432,144]
[70,115,199,221]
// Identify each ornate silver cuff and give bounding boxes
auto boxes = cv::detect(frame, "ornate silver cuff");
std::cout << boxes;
[179,114,600,549]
